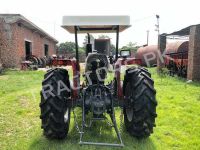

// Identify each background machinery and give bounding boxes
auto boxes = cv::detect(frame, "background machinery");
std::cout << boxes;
[136,41,189,78]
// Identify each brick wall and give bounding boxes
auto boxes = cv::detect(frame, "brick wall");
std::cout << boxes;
[0,19,5,65]
[157,34,166,71]
[14,23,56,62]
[0,21,57,68]
[0,19,17,68]
[187,25,200,81]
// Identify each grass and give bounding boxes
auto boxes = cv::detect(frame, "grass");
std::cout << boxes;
[0,68,200,150]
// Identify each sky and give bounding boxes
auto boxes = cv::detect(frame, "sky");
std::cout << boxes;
[0,0,200,47]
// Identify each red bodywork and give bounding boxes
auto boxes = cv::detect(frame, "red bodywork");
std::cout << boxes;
[51,57,142,100]
[164,41,189,68]
[165,52,188,68]
[136,45,158,66]
[114,58,142,99]
[52,58,80,99]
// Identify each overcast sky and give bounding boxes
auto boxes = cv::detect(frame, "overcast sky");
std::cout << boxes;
[0,0,200,47]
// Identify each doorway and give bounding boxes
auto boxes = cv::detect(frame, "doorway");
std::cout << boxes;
[25,41,32,59]
[44,44,49,57]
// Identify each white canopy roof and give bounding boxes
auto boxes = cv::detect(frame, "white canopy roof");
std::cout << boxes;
[62,16,131,33]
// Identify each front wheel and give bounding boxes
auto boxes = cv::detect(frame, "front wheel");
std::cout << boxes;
[40,68,71,139]
[123,67,157,138]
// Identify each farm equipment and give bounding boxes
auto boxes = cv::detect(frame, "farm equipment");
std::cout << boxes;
[21,55,51,70]
[164,41,189,78]
[40,16,157,147]
[136,41,189,78]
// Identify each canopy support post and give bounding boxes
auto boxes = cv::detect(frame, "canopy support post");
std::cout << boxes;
[115,25,119,61]
[74,26,79,66]
[74,26,79,70]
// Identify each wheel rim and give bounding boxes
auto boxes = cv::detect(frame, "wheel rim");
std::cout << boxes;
[125,83,133,122]
[64,108,69,123]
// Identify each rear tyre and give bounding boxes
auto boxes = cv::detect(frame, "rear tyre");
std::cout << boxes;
[123,67,157,138]
[40,68,71,139]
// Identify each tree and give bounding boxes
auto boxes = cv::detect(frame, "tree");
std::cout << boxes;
[58,41,76,52]
[127,42,136,48]
[121,42,137,52]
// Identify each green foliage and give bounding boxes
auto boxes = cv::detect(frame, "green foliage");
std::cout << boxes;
[58,41,76,52]
[127,42,136,47]
[120,42,137,52]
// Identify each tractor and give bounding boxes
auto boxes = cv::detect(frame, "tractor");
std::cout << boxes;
[40,16,157,147]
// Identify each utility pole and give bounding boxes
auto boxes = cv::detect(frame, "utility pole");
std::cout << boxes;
[146,30,149,46]
[155,14,160,52]
[155,14,161,72]
[155,15,160,36]
[155,14,160,54]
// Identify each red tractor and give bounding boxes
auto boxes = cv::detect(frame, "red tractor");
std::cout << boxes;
[40,16,157,147]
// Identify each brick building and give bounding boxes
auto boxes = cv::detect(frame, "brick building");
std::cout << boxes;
[0,14,58,68]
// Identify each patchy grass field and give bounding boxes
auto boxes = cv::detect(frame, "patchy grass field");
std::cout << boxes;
[0,68,200,150]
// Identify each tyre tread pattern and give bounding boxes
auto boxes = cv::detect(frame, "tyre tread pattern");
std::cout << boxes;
[124,67,157,138]
[40,68,70,139]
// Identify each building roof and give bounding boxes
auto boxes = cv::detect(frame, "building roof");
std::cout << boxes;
[167,24,200,36]
[0,14,58,43]
[62,16,131,33]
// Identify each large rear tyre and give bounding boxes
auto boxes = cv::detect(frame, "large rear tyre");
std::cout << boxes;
[123,67,157,138]
[40,68,71,139]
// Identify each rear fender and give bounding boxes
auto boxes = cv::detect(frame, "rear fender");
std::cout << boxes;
[52,58,80,99]
[114,58,141,100]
